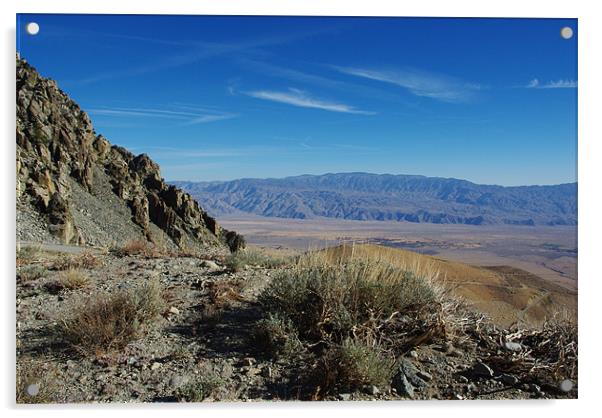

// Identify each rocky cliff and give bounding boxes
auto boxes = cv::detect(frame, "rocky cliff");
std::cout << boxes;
[16,55,244,252]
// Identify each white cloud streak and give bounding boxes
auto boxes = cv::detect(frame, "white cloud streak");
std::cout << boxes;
[238,59,409,104]
[133,146,245,158]
[334,66,482,103]
[66,28,333,86]
[244,88,375,114]
[88,106,237,125]
[526,79,577,89]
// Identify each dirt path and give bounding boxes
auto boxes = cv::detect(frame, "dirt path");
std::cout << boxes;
[17,241,100,255]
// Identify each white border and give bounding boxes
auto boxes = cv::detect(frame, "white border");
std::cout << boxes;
[2,1,600,418]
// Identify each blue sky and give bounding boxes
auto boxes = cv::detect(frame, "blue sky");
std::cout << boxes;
[17,15,577,186]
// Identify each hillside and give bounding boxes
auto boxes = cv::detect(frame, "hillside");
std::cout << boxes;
[16,55,244,253]
[17,243,577,402]
[321,244,577,327]
[174,173,577,226]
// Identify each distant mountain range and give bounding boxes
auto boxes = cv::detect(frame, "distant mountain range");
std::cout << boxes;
[172,173,577,226]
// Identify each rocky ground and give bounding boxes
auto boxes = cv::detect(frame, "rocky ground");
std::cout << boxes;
[16,245,577,403]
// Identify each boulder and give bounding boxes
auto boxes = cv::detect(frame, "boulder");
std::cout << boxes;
[391,372,414,398]
[470,361,494,379]
[47,192,77,244]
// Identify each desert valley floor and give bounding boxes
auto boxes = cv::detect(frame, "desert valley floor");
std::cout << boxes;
[218,216,577,291]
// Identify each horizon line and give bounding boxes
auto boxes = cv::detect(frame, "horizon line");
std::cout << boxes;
[167,171,577,189]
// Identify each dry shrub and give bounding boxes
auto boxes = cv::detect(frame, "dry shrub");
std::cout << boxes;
[526,317,578,381]
[253,313,303,359]
[224,249,287,272]
[308,337,396,398]
[259,251,442,344]
[257,249,446,398]
[112,239,163,258]
[119,239,151,256]
[205,280,245,308]
[194,280,244,331]
[59,279,164,354]
[52,251,102,271]
[59,268,89,290]
[474,315,578,389]
[177,369,224,402]
[17,265,48,282]
[16,245,41,266]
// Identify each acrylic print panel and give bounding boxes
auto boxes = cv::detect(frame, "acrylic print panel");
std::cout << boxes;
[16,14,577,403]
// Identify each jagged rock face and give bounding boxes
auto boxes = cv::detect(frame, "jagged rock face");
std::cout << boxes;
[16,56,244,252]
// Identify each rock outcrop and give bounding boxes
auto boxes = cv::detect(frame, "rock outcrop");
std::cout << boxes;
[16,55,244,252]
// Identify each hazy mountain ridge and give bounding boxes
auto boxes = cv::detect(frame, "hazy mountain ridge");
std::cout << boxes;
[173,173,577,226]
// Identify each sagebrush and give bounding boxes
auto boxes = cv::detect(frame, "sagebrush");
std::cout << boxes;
[17,265,48,282]
[224,249,287,272]
[59,279,164,353]
[259,251,442,343]
[257,250,445,398]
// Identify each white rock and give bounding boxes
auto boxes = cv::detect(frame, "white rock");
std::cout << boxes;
[504,341,523,352]
[200,260,220,270]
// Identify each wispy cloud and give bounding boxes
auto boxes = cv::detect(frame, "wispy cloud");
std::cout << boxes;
[66,28,333,86]
[184,114,237,125]
[526,79,577,89]
[244,88,375,114]
[240,59,345,89]
[237,59,410,104]
[333,66,482,103]
[135,141,379,162]
[87,106,237,125]
[132,146,245,158]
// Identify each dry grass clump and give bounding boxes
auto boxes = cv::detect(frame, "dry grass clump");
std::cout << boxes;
[59,279,164,354]
[52,251,102,271]
[321,244,443,284]
[224,249,287,272]
[193,280,244,331]
[17,265,48,282]
[114,239,152,256]
[58,268,89,290]
[205,280,245,307]
[16,245,41,266]
[308,337,396,397]
[112,239,163,258]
